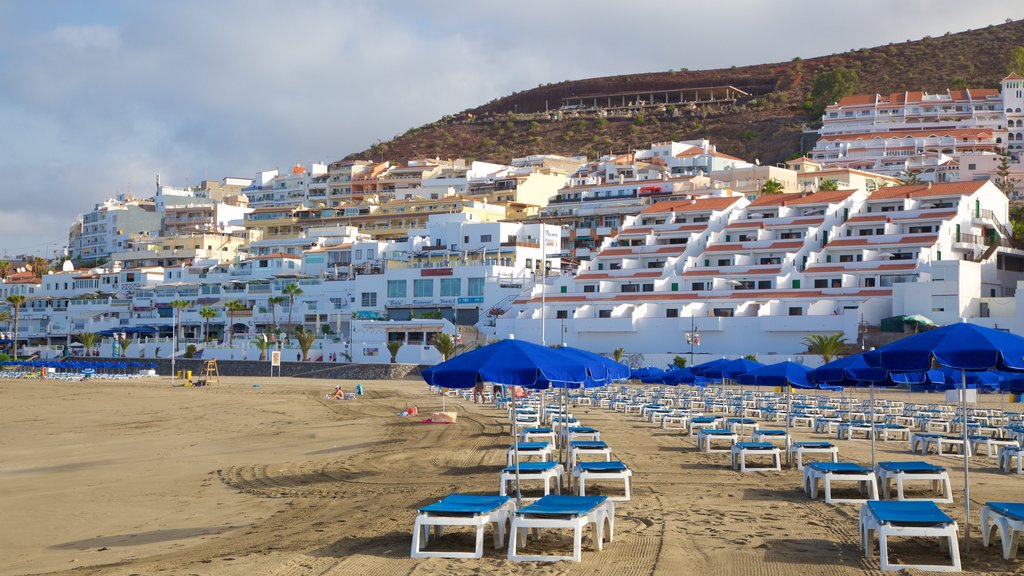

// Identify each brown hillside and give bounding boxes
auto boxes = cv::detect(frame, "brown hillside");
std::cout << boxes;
[346,19,1024,166]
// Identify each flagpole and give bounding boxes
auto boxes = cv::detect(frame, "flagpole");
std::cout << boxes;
[961,367,969,553]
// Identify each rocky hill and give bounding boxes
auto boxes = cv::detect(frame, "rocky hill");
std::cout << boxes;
[346,19,1024,166]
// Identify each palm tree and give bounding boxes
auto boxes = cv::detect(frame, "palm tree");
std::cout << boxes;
[0,260,11,279]
[743,354,758,362]
[29,257,49,279]
[199,306,217,343]
[386,340,403,364]
[760,178,785,195]
[5,294,26,359]
[267,296,285,331]
[818,179,839,191]
[281,283,303,331]
[612,347,625,362]
[432,333,463,361]
[802,333,848,364]
[897,171,922,186]
[224,300,247,348]
[294,327,316,361]
[76,332,100,356]
[252,335,271,361]
[169,299,189,351]
[115,333,130,357]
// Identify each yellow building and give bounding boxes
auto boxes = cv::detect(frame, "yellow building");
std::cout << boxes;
[786,157,902,193]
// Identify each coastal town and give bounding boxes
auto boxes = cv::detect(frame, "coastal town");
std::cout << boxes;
[3,75,1024,366]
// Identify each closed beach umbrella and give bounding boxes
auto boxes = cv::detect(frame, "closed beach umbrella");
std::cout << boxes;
[864,321,1024,552]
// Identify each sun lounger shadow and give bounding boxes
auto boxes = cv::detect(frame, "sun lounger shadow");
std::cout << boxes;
[440,464,495,476]
[740,487,806,503]
[761,538,856,565]
[51,526,240,549]
[312,531,412,559]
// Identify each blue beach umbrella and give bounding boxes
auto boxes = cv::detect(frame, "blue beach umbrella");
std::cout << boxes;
[661,367,706,386]
[555,346,630,387]
[808,353,886,387]
[864,321,1024,552]
[703,358,763,381]
[690,357,730,376]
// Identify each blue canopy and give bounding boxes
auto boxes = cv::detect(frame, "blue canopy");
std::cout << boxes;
[808,354,886,386]
[630,366,666,383]
[420,339,591,389]
[737,361,814,389]
[864,322,1024,372]
[690,358,731,376]
[661,367,708,386]
[702,358,763,380]
[555,346,630,386]
[928,367,1009,392]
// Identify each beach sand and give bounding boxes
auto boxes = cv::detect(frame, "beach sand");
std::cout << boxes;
[1,375,1021,575]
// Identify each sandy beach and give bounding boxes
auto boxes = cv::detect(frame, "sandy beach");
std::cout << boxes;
[1,375,1022,575]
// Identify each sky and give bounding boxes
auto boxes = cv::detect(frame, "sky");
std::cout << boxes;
[0,0,1022,258]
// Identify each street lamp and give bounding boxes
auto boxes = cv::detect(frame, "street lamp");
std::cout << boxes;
[685,315,700,367]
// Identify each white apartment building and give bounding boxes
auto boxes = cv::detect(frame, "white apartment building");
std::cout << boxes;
[495,180,1023,359]
[69,196,163,262]
[810,75,1024,184]
[243,163,329,208]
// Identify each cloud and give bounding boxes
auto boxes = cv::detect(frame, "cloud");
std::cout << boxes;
[0,0,1021,256]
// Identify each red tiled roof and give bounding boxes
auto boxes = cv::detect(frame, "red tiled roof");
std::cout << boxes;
[749,189,855,207]
[868,181,987,200]
[641,196,743,214]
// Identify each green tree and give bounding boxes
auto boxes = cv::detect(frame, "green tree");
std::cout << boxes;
[743,354,758,362]
[0,309,9,325]
[810,67,860,116]
[224,300,247,348]
[897,171,922,186]
[672,356,688,369]
[386,340,403,364]
[432,333,463,361]
[267,296,285,331]
[294,327,316,361]
[818,179,840,191]
[1007,46,1024,77]
[76,332,100,356]
[951,77,970,90]
[802,333,848,364]
[252,335,271,361]
[169,299,189,351]
[115,333,130,356]
[996,150,1016,198]
[612,347,625,362]
[760,178,785,195]
[199,306,217,343]
[281,283,303,331]
[0,261,11,280]
[5,294,26,359]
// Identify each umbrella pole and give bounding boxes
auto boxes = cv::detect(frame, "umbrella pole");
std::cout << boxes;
[512,390,522,507]
[961,368,969,554]
[785,383,791,466]
[870,382,876,471]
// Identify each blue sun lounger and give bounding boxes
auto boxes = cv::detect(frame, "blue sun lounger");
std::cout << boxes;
[508,494,614,562]
[803,462,878,504]
[981,502,1024,560]
[507,441,552,466]
[411,494,515,559]
[500,461,563,498]
[875,461,953,503]
[859,500,960,572]
[573,461,632,501]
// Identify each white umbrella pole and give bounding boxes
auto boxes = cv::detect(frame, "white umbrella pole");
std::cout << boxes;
[961,368,969,553]
[512,389,522,506]
[870,382,876,471]
[785,382,791,465]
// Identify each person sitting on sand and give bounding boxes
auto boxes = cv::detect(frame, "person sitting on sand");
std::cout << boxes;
[328,385,345,400]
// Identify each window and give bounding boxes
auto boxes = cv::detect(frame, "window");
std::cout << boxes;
[788,307,803,316]
[864,277,876,287]
[621,284,639,293]
[360,292,377,307]
[480,234,492,243]
[691,282,705,291]
[814,279,828,288]
[468,277,485,297]
[757,280,772,290]
[712,308,734,317]
[598,309,612,318]
[666,308,679,318]
[440,278,461,297]
[355,249,363,259]
[583,285,596,293]
[556,310,568,319]
[413,279,433,297]
[387,280,406,298]
[642,283,654,292]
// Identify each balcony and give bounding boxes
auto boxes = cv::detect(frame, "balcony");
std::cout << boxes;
[574,317,635,333]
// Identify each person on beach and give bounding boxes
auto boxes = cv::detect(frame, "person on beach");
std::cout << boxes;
[328,385,345,400]
[473,377,485,404]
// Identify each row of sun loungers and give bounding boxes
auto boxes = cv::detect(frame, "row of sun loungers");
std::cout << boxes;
[589,384,1023,570]
[412,389,633,562]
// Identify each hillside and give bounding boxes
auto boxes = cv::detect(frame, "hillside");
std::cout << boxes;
[347,19,1024,166]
